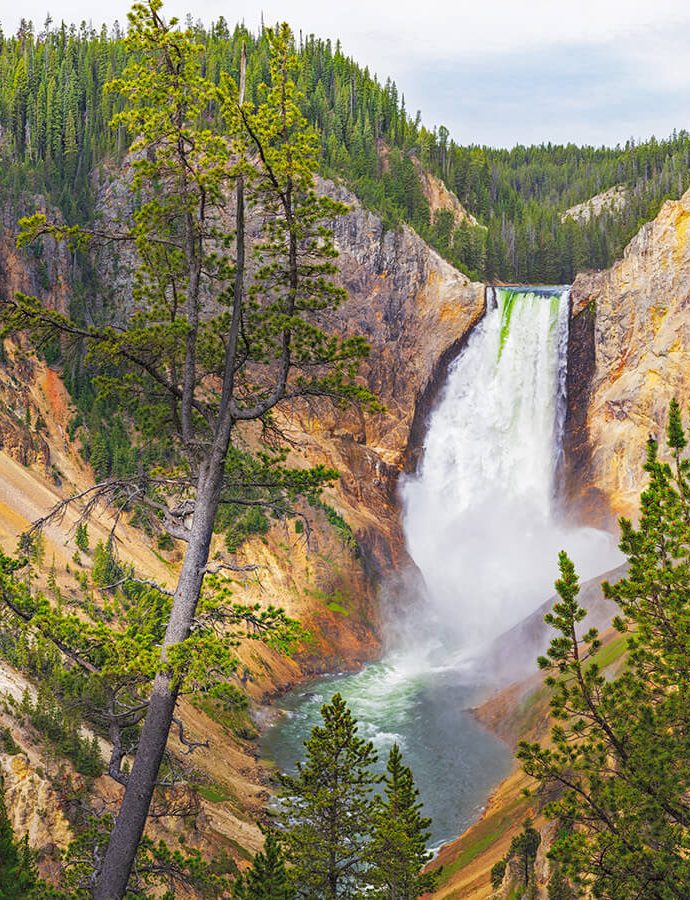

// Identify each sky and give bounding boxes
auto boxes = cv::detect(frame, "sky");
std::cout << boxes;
[4,0,690,148]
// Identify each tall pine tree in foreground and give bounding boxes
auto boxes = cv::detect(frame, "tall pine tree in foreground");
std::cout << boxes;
[278,693,379,898]
[519,399,690,898]
[366,743,438,899]
[233,829,293,899]
[0,3,376,896]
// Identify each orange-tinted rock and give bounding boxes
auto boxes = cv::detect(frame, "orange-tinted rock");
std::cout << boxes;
[569,188,690,518]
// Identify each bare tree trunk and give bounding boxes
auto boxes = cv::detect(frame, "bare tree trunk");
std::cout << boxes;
[93,466,222,899]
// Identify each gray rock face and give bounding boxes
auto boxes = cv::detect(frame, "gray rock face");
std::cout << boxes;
[275,179,486,575]
[323,178,485,466]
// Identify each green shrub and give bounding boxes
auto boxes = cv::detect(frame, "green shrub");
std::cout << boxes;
[22,686,103,777]
[308,497,358,553]
[491,858,507,888]
[0,727,19,755]
[91,540,121,588]
[156,533,174,551]
[75,522,89,553]
[224,507,270,553]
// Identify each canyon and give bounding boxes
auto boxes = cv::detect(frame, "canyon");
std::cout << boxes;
[1,173,690,896]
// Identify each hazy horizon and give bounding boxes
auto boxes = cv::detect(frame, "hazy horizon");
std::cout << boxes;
[4,0,690,150]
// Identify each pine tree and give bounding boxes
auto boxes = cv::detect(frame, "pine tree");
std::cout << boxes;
[90,539,120,587]
[74,522,89,553]
[507,819,541,889]
[2,6,376,897]
[233,829,293,899]
[0,778,39,899]
[279,693,379,898]
[366,743,438,899]
[89,432,110,480]
[518,403,690,898]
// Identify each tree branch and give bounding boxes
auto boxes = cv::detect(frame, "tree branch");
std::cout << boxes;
[171,716,209,753]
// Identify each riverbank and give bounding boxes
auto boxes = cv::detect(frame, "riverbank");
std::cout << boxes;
[425,571,628,898]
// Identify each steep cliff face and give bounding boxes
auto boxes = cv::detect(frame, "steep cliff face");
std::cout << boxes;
[0,201,73,471]
[0,199,72,316]
[275,179,485,576]
[565,187,690,518]
[83,166,485,578]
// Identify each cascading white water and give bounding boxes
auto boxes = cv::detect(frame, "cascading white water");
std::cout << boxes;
[402,286,618,650]
[263,285,622,849]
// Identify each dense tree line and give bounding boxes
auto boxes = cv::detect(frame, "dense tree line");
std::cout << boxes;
[1,15,690,281]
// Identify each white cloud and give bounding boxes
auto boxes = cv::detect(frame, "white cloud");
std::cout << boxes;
[7,0,690,59]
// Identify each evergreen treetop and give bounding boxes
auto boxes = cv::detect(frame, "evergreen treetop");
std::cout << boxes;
[233,829,294,900]
[279,692,380,898]
[366,742,438,898]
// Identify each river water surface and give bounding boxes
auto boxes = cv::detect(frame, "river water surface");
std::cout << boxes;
[261,658,511,848]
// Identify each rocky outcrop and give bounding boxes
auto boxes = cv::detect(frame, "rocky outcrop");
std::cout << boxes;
[411,159,480,228]
[561,184,628,224]
[0,193,75,470]
[0,196,72,315]
[567,187,690,517]
[1,753,73,860]
[328,180,485,462]
[560,297,611,524]
[0,344,51,469]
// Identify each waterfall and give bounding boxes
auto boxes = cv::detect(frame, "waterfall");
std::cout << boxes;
[264,285,622,849]
[401,286,618,650]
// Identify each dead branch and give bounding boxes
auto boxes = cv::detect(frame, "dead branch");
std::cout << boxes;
[201,561,261,576]
[171,716,209,754]
[100,576,174,597]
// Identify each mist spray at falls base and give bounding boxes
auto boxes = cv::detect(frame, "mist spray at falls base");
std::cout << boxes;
[399,286,619,662]
[262,287,622,848]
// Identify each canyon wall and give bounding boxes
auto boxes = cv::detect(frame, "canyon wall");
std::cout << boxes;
[0,176,485,647]
[288,179,485,574]
[565,187,690,519]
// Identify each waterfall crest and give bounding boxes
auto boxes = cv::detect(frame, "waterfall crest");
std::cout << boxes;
[402,286,618,650]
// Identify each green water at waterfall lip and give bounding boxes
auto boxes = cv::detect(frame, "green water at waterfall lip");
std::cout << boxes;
[498,289,519,356]
[260,660,512,851]
[497,285,567,359]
